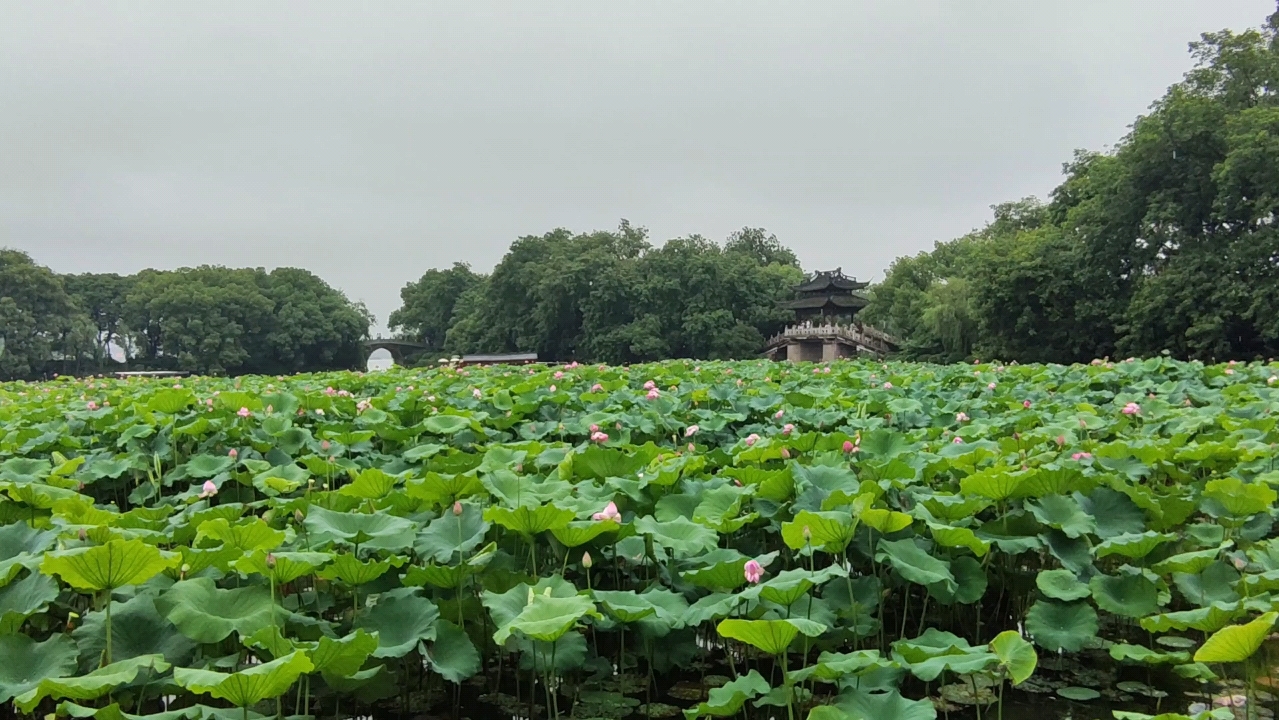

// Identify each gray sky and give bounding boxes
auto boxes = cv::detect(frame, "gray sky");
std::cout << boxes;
[1,2,1273,332]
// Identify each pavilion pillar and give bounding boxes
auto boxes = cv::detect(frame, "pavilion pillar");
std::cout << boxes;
[786,342,803,363]
[821,342,838,362]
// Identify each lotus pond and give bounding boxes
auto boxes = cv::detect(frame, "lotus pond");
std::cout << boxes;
[1,358,1278,720]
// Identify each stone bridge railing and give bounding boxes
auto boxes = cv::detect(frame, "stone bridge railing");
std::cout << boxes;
[765,323,898,357]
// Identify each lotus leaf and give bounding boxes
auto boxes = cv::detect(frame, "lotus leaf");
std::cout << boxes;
[716,618,826,655]
[303,505,415,552]
[875,539,955,593]
[355,588,440,657]
[1194,611,1278,663]
[990,630,1037,684]
[684,669,769,719]
[0,633,79,703]
[173,650,313,709]
[1036,569,1091,601]
[1025,600,1098,652]
[14,654,169,713]
[155,578,278,643]
[41,538,178,592]
[425,619,481,683]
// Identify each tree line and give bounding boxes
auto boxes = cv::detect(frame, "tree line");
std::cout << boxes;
[388,223,804,364]
[862,9,1279,364]
[0,251,370,379]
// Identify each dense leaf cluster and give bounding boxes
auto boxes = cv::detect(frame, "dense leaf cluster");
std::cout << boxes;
[0,255,371,379]
[864,9,1279,365]
[389,224,804,364]
[0,357,1274,718]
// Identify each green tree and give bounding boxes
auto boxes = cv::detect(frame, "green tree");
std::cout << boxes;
[0,250,89,380]
[63,273,134,368]
[388,263,482,351]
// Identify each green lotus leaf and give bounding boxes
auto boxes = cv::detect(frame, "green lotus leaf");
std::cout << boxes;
[316,554,401,585]
[0,570,57,632]
[338,468,399,500]
[0,521,56,587]
[835,688,938,720]
[635,515,719,559]
[15,654,170,713]
[1095,531,1175,560]
[309,629,379,677]
[787,650,898,685]
[401,563,469,589]
[415,503,490,562]
[1027,494,1096,539]
[684,593,743,626]
[72,591,196,669]
[959,466,1024,501]
[781,510,855,553]
[1175,562,1241,607]
[1090,571,1160,618]
[1056,686,1100,701]
[232,549,332,585]
[173,650,313,708]
[41,538,179,592]
[716,618,826,656]
[920,494,990,523]
[927,523,991,558]
[1025,600,1098,652]
[743,565,848,607]
[1140,602,1244,633]
[990,630,1037,685]
[155,577,278,643]
[892,628,975,663]
[858,508,913,535]
[404,471,487,506]
[1108,643,1189,665]
[0,634,79,703]
[900,648,998,682]
[184,454,234,479]
[683,669,769,719]
[355,588,440,658]
[497,592,600,645]
[250,463,309,496]
[594,590,657,623]
[1203,478,1276,518]
[1153,546,1227,576]
[303,505,416,552]
[52,700,204,720]
[1078,487,1145,538]
[425,619,481,684]
[680,552,765,592]
[550,519,620,548]
[171,546,241,579]
[927,555,987,605]
[692,485,756,533]
[423,414,473,435]
[1194,611,1278,663]
[243,625,301,659]
[195,518,284,554]
[484,504,575,536]
[875,539,955,593]
[1035,569,1092,601]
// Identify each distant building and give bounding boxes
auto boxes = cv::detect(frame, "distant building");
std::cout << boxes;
[762,269,898,361]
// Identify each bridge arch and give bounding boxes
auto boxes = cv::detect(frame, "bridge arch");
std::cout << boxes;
[363,338,428,368]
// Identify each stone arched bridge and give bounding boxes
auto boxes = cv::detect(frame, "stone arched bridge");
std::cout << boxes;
[364,338,427,365]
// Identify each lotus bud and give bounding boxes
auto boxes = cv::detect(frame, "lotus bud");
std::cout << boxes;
[453,501,464,516]
[780,448,790,459]
[802,526,812,541]
[262,510,275,523]
[266,553,277,569]
[528,588,536,604]
[1055,435,1065,447]
[688,443,696,452]
[321,440,331,451]
[228,448,238,459]
[78,528,87,542]
[843,440,855,454]
[295,509,305,524]
[582,551,593,568]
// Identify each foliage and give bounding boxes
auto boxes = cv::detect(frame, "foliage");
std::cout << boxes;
[0,355,1273,717]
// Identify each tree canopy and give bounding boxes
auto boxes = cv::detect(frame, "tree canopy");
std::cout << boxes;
[393,222,804,364]
[865,8,1279,364]
[0,255,371,380]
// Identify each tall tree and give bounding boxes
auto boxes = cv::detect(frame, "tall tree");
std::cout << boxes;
[0,250,89,380]
[388,262,482,350]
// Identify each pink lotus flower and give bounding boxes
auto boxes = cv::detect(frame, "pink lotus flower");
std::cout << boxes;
[1121,402,1140,415]
[745,433,760,447]
[780,448,791,459]
[549,385,557,392]
[883,382,893,389]
[472,389,482,399]
[356,399,371,412]
[955,412,969,422]
[315,408,324,416]
[988,382,997,390]
[843,440,855,453]
[554,371,564,379]
[593,502,621,522]
[646,388,660,400]
[823,367,831,374]
[1071,452,1092,460]
[953,436,964,444]
[237,407,251,418]
[643,380,656,390]
[591,383,604,392]
[684,425,699,437]
[320,440,330,451]
[590,424,600,433]
[590,431,609,443]
[774,410,784,420]
[782,423,794,435]
[228,448,238,458]
[453,501,464,516]
[199,480,218,499]
[744,560,764,584]
[1225,368,1235,375]
[86,401,98,411]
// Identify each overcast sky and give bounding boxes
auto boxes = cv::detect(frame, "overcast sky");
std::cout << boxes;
[1,2,1273,332]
